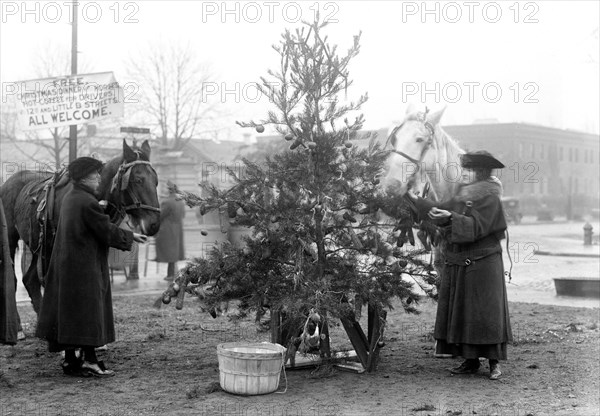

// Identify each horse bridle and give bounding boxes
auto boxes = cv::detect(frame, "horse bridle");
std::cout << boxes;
[109,160,161,223]
[387,110,435,166]
[386,109,437,198]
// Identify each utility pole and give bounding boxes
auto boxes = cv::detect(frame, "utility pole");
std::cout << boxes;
[68,0,78,162]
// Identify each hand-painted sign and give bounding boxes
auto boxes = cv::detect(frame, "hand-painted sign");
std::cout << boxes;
[15,72,124,131]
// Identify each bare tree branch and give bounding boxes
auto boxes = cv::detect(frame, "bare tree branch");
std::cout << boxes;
[126,41,221,150]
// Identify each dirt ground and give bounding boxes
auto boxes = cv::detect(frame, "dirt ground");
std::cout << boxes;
[1,293,599,416]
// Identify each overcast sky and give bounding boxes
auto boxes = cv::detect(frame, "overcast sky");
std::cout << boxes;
[1,0,599,140]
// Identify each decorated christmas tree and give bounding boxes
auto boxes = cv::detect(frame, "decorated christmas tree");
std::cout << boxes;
[162,19,437,371]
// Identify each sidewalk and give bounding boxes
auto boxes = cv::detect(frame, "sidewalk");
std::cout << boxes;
[13,221,600,308]
[15,252,175,304]
[510,219,600,257]
[531,237,599,257]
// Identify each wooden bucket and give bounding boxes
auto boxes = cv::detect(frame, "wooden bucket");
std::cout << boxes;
[217,342,286,395]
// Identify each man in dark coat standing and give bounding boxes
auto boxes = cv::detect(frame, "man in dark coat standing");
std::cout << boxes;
[155,185,186,280]
[36,157,147,377]
[409,151,512,380]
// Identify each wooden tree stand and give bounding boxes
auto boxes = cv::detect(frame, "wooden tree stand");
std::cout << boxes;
[270,304,387,373]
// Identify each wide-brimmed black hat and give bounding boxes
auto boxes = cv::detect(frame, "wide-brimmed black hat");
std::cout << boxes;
[68,157,103,181]
[460,151,505,169]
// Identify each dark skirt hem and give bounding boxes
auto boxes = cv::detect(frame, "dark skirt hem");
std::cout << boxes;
[45,340,106,353]
[436,339,508,360]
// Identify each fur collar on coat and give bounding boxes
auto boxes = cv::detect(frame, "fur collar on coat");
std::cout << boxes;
[455,176,503,202]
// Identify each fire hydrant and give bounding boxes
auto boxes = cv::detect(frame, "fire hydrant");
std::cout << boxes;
[583,222,593,246]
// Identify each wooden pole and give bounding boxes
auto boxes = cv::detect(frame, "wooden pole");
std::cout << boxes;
[68,0,78,162]
[340,314,369,369]
[366,307,387,373]
[270,309,281,344]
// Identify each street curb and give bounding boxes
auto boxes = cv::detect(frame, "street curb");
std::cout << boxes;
[534,250,600,258]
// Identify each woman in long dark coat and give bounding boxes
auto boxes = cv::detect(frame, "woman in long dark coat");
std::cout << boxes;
[410,151,512,380]
[155,187,185,280]
[0,196,19,345]
[36,157,147,377]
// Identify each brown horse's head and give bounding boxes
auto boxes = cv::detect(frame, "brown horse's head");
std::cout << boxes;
[100,140,161,236]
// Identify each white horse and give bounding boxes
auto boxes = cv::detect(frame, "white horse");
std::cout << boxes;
[382,106,465,358]
[382,105,464,201]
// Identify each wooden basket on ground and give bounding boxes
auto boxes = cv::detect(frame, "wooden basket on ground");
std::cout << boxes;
[217,342,286,395]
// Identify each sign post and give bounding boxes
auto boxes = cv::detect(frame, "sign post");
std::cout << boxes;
[69,0,78,162]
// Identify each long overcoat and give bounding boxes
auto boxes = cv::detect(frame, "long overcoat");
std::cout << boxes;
[155,196,185,263]
[0,197,19,345]
[417,178,513,359]
[36,183,133,351]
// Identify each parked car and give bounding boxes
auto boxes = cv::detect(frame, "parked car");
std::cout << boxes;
[537,204,554,221]
[501,197,523,224]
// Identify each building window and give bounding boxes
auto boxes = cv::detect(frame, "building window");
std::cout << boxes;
[575,148,579,163]
[584,178,588,193]
[559,147,563,161]
[518,143,523,158]
[531,143,535,158]
[540,144,544,159]
[569,148,572,162]
[559,178,563,193]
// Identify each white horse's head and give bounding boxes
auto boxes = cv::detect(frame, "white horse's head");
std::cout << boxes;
[382,105,462,201]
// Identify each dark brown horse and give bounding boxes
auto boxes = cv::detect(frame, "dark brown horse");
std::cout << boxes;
[0,140,161,314]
